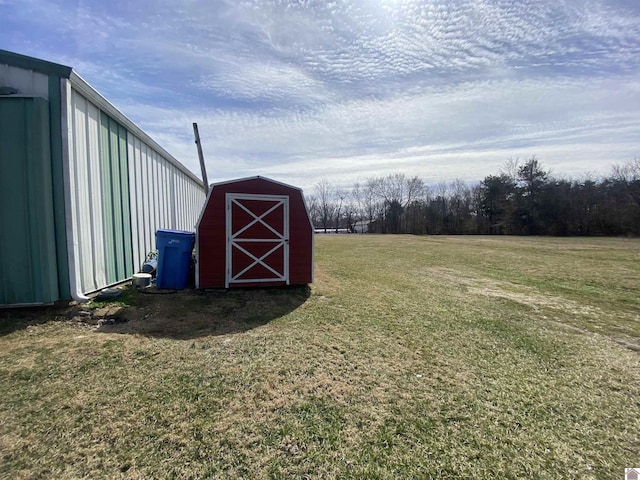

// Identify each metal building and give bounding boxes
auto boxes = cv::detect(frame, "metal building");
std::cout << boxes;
[196,176,314,289]
[0,50,206,306]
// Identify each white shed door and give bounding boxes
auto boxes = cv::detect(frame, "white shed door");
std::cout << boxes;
[226,194,289,287]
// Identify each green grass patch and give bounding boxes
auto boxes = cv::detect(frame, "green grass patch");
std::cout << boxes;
[1,235,639,479]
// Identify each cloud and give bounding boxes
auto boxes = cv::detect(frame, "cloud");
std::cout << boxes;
[1,0,639,192]
[193,60,332,104]
[116,71,639,190]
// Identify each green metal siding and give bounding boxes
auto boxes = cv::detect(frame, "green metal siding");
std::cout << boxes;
[100,112,133,285]
[0,97,59,304]
[48,75,70,299]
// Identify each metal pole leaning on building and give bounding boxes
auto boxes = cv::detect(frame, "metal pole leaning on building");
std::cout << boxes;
[193,122,209,195]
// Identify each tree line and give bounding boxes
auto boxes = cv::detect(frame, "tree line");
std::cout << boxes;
[306,157,640,236]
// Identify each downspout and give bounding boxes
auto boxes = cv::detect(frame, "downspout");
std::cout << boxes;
[60,77,89,302]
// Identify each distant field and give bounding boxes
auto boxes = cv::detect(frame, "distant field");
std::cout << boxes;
[1,235,639,479]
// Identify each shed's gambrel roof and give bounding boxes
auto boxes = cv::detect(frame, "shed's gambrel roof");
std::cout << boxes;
[197,176,311,229]
[209,175,304,192]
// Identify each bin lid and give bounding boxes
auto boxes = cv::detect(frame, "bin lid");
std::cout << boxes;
[156,228,195,237]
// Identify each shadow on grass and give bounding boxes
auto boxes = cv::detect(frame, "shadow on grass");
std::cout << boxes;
[0,286,147,337]
[95,285,311,340]
[0,305,66,336]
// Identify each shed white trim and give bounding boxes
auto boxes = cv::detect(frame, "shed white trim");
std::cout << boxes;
[225,193,290,288]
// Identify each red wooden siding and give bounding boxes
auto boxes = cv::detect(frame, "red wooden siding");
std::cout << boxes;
[196,176,313,288]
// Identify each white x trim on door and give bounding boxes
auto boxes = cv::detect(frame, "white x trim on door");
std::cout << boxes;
[226,193,289,287]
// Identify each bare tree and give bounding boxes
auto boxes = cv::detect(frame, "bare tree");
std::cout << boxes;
[449,179,472,233]
[612,157,640,207]
[405,175,425,207]
[365,177,383,231]
[373,173,424,208]
[370,174,425,233]
[334,188,347,233]
[352,182,364,230]
[314,178,334,233]
[501,157,520,181]
[305,193,319,227]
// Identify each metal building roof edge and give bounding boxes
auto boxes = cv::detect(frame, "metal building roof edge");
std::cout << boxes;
[68,71,204,189]
[0,49,72,78]
[0,49,204,190]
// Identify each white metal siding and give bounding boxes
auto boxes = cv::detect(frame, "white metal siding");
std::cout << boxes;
[68,89,106,292]
[127,136,205,272]
[0,64,48,97]
[66,87,206,295]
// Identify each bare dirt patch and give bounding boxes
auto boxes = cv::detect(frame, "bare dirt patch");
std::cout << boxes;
[422,266,640,351]
[424,267,600,314]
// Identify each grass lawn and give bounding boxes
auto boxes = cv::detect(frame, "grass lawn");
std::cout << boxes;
[1,235,639,479]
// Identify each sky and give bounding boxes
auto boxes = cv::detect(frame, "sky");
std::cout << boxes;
[1,0,639,192]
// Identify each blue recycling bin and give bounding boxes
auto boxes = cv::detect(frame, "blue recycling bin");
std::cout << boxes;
[155,229,195,290]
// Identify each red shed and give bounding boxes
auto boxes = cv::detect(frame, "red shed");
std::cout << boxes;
[196,176,314,288]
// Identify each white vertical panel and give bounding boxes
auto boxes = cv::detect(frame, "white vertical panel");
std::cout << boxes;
[136,138,145,268]
[165,161,172,227]
[141,143,153,254]
[157,153,165,229]
[68,89,106,294]
[161,158,170,228]
[176,175,185,228]
[137,142,147,254]
[137,139,148,260]
[150,148,158,243]
[170,164,177,229]
[152,150,160,233]
[0,65,48,97]
[86,100,106,287]
[131,138,152,263]
[175,176,182,227]
[69,94,90,291]
[128,137,141,272]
